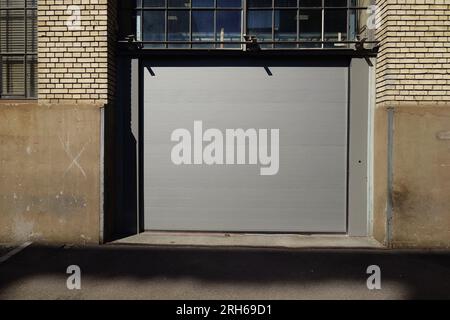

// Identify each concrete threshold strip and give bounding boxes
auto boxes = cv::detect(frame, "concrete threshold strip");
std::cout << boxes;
[113,232,384,249]
[0,241,33,264]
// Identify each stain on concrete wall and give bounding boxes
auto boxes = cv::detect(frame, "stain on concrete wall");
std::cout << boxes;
[390,107,450,248]
[374,106,450,248]
[373,106,388,244]
[0,103,101,244]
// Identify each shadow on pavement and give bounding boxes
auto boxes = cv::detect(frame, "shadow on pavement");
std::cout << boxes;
[0,244,449,299]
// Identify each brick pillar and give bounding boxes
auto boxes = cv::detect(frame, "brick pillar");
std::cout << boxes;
[376,0,450,106]
[37,0,112,105]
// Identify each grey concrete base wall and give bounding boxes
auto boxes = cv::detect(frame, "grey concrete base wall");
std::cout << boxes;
[2,102,450,248]
[0,103,102,244]
[373,106,388,245]
[374,105,450,248]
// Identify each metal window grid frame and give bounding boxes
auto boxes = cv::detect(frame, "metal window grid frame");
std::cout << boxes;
[129,0,373,49]
[136,0,245,49]
[0,1,38,99]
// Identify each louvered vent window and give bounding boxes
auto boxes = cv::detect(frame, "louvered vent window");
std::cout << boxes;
[0,0,37,99]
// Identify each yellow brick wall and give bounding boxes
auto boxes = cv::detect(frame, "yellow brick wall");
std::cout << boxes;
[37,0,113,105]
[375,0,450,106]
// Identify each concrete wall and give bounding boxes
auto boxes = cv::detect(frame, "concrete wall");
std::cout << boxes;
[373,106,389,244]
[390,106,450,248]
[0,1,116,244]
[374,1,450,247]
[2,0,449,247]
[0,103,101,244]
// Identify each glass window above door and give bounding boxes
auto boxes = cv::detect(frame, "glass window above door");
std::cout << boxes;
[126,0,374,49]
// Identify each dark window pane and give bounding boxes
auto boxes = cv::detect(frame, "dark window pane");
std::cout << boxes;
[248,0,272,7]
[143,0,165,7]
[192,0,214,7]
[216,10,241,48]
[143,10,165,47]
[168,10,190,47]
[217,0,241,8]
[1,56,24,96]
[247,10,272,47]
[325,0,347,7]
[299,9,322,47]
[26,55,37,97]
[26,0,37,6]
[0,10,25,53]
[192,10,214,47]
[168,0,190,7]
[26,9,37,52]
[349,8,370,42]
[299,0,321,7]
[275,0,298,7]
[324,9,347,47]
[0,0,24,8]
[275,10,297,47]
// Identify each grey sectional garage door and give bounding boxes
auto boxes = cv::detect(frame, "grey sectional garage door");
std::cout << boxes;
[143,60,348,233]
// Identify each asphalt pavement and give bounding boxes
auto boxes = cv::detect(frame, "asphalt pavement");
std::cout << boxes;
[0,243,449,300]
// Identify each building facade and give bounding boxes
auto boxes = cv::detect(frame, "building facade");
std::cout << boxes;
[0,0,449,248]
